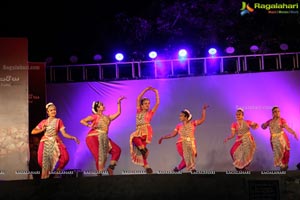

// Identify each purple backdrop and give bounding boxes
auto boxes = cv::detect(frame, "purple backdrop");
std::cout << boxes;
[46,70,300,174]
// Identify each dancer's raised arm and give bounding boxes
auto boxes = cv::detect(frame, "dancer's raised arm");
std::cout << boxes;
[195,104,209,126]
[150,87,160,113]
[110,96,126,120]
[137,86,152,108]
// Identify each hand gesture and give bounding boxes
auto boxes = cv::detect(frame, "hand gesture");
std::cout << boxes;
[42,124,47,132]
[73,137,80,144]
[86,123,96,130]
[294,133,299,141]
[251,123,259,130]
[146,86,153,90]
[158,137,163,144]
[118,96,126,103]
[90,125,97,130]
[202,104,209,110]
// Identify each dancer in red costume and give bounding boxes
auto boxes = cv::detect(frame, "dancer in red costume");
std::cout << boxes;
[261,106,298,171]
[31,102,80,179]
[80,96,126,175]
[129,86,159,174]
[158,105,208,172]
[224,108,258,171]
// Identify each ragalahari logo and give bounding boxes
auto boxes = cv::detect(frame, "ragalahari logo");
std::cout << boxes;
[240,2,254,16]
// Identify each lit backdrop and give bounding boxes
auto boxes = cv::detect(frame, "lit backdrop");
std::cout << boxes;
[46,70,300,174]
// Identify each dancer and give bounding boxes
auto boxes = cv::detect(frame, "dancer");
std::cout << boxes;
[31,102,80,179]
[224,108,258,171]
[158,105,209,172]
[261,106,298,171]
[129,86,159,174]
[80,96,126,175]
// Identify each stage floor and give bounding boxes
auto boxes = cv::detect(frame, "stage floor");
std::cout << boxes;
[1,171,300,200]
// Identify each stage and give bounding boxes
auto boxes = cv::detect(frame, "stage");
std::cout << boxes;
[1,171,300,200]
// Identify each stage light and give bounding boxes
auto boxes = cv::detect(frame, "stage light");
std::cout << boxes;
[148,51,157,59]
[225,47,235,54]
[280,43,288,51]
[250,45,259,53]
[93,54,102,62]
[115,53,124,61]
[69,55,78,64]
[178,49,187,57]
[208,48,217,56]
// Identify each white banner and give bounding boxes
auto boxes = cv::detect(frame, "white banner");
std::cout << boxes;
[0,38,29,180]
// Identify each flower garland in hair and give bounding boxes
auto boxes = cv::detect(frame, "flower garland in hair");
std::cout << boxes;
[46,102,54,109]
[236,107,244,113]
[92,101,98,114]
[184,109,192,121]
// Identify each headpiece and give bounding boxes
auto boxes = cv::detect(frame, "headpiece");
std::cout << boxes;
[46,102,54,109]
[183,109,192,121]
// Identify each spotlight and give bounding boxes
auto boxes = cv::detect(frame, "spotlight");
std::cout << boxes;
[250,45,259,53]
[280,43,288,51]
[148,51,157,59]
[178,49,187,57]
[225,47,235,54]
[69,55,78,64]
[115,53,124,61]
[208,48,217,56]
[93,54,102,62]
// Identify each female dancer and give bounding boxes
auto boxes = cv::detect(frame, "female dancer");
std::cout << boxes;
[129,86,159,174]
[31,102,80,179]
[80,96,125,175]
[158,105,208,172]
[261,106,298,171]
[224,108,258,171]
